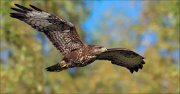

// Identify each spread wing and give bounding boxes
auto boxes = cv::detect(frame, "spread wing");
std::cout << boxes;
[97,48,145,73]
[10,4,86,55]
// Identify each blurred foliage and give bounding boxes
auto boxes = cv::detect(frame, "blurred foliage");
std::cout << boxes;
[0,0,179,94]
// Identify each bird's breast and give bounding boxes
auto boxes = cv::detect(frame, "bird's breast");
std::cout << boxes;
[64,48,97,67]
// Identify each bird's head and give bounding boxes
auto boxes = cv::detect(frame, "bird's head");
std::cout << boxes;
[88,45,107,55]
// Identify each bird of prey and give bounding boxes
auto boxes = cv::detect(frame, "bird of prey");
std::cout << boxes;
[10,4,145,73]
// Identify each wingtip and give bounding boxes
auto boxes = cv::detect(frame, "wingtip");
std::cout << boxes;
[29,4,34,7]
[139,64,143,69]
[13,4,32,11]
[29,4,33,7]
[134,67,139,72]
[11,7,27,13]
[14,4,23,8]
[130,69,134,74]
[10,13,26,20]
[141,61,145,64]
[14,3,20,6]
[129,62,144,73]
[29,4,42,11]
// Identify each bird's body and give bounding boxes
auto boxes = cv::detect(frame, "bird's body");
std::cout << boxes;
[47,45,107,71]
[10,4,145,73]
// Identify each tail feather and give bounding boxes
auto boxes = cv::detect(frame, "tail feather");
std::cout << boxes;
[129,60,145,73]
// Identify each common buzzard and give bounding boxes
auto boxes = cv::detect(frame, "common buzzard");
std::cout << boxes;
[10,4,145,73]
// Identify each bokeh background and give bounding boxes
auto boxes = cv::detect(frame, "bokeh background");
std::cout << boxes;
[0,0,179,94]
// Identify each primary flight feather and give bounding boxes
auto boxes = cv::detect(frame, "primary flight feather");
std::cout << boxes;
[10,4,145,73]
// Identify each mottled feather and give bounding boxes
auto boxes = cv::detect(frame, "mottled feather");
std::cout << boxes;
[10,4,86,55]
[97,48,145,73]
[10,4,145,73]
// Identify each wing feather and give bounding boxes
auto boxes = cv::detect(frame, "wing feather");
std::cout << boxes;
[97,48,145,73]
[10,4,86,55]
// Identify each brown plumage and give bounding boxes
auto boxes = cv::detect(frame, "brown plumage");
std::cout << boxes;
[10,4,145,73]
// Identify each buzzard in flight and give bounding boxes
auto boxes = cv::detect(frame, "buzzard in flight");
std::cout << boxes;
[10,4,145,73]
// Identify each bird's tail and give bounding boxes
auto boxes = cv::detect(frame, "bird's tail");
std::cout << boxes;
[46,61,69,72]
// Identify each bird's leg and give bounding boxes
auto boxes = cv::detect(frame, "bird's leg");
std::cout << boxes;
[59,60,76,69]
[59,60,68,68]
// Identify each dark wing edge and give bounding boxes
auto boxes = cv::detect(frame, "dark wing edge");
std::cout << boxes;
[10,4,86,55]
[97,48,145,73]
[10,4,41,20]
[10,4,75,32]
